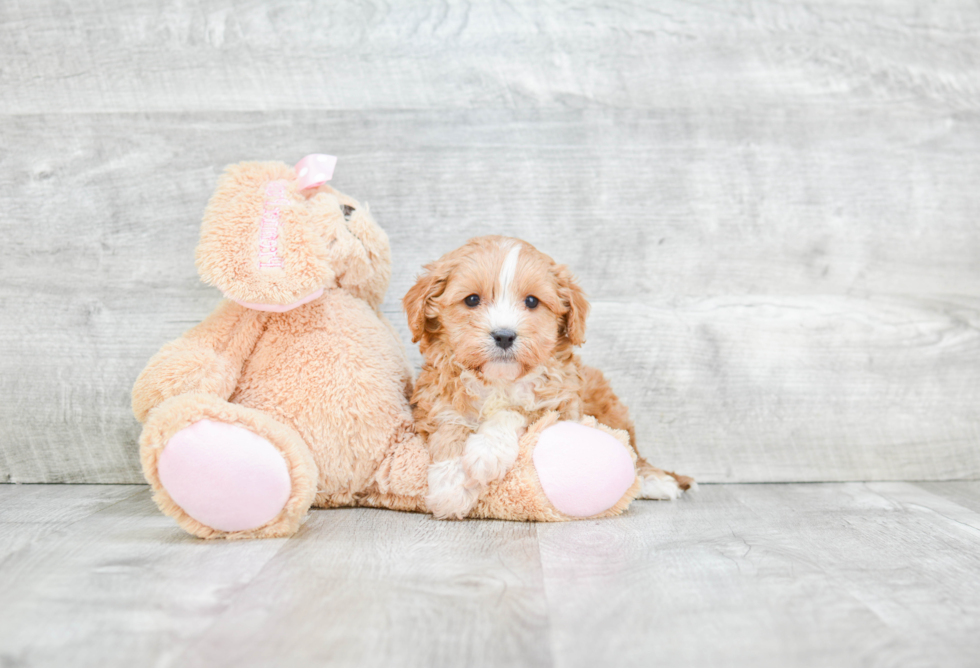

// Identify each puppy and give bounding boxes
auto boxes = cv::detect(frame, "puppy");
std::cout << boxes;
[403,236,693,519]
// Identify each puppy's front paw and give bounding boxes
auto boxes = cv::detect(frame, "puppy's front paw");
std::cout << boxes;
[462,433,512,486]
[426,458,480,520]
[462,410,524,486]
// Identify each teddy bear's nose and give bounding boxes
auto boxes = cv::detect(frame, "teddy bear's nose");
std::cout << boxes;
[492,329,517,350]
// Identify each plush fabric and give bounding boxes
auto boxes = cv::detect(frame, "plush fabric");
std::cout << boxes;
[159,419,291,531]
[532,420,637,517]
[133,160,641,539]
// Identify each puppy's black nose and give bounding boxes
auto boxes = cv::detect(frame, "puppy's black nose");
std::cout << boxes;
[492,329,517,350]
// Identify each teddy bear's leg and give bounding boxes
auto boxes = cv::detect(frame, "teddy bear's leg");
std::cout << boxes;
[468,412,642,522]
[139,392,318,539]
[356,412,643,522]
[356,417,431,514]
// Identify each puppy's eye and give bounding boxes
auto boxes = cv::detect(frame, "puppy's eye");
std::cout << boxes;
[464,294,481,308]
[341,204,355,220]
[524,295,539,309]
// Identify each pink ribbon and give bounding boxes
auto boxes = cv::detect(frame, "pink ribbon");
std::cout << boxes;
[294,154,337,190]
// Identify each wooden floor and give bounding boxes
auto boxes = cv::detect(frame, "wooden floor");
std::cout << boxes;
[1,483,979,667]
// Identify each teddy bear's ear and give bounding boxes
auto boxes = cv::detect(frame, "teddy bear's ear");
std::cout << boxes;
[195,162,332,311]
[403,259,452,345]
[555,264,589,346]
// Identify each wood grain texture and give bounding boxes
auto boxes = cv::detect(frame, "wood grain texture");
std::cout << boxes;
[3,482,980,667]
[914,480,980,515]
[0,488,290,668]
[1,1,978,114]
[2,1,979,482]
[175,508,550,668]
[0,484,141,563]
[588,297,980,482]
[0,483,139,524]
[537,482,980,668]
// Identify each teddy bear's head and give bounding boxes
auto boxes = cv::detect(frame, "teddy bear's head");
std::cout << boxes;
[194,159,391,311]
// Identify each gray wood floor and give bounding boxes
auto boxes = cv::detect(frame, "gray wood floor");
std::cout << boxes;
[2,483,979,668]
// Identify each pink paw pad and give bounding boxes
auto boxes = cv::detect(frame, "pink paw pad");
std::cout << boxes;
[532,422,636,517]
[294,154,337,190]
[158,419,292,532]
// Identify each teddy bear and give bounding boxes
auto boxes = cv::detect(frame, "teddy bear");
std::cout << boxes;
[132,156,643,539]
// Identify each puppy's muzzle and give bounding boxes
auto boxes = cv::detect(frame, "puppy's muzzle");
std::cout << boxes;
[491,329,517,350]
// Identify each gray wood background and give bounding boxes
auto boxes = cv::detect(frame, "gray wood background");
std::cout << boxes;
[2,0,979,484]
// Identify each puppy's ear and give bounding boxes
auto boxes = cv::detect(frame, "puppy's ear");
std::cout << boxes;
[555,264,589,346]
[403,260,451,344]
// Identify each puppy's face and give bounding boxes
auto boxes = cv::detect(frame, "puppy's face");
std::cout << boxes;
[404,236,589,381]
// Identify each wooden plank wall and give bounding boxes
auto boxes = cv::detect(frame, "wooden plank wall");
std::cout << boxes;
[1,1,979,483]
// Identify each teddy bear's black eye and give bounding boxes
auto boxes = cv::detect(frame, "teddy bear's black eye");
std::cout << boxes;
[464,294,481,308]
[524,295,539,309]
[342,204,355,220]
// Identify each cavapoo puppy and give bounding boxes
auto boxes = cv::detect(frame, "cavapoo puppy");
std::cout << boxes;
[404,235,693,520]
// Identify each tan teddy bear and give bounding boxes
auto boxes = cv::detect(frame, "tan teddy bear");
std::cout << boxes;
[132,157,642,539]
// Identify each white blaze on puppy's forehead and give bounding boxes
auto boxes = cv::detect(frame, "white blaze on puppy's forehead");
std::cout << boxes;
[485,244,523,334]
[497,244,521,298]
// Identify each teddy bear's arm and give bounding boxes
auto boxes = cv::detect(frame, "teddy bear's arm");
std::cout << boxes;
[132,301,267,423]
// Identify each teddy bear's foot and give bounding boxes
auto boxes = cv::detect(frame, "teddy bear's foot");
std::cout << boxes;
[158,419,292,532]
[531,420,637,517]
[140,393,319,539]
[469,413,641,522]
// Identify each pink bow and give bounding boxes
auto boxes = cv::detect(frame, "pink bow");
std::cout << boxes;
[294,154,337,190]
